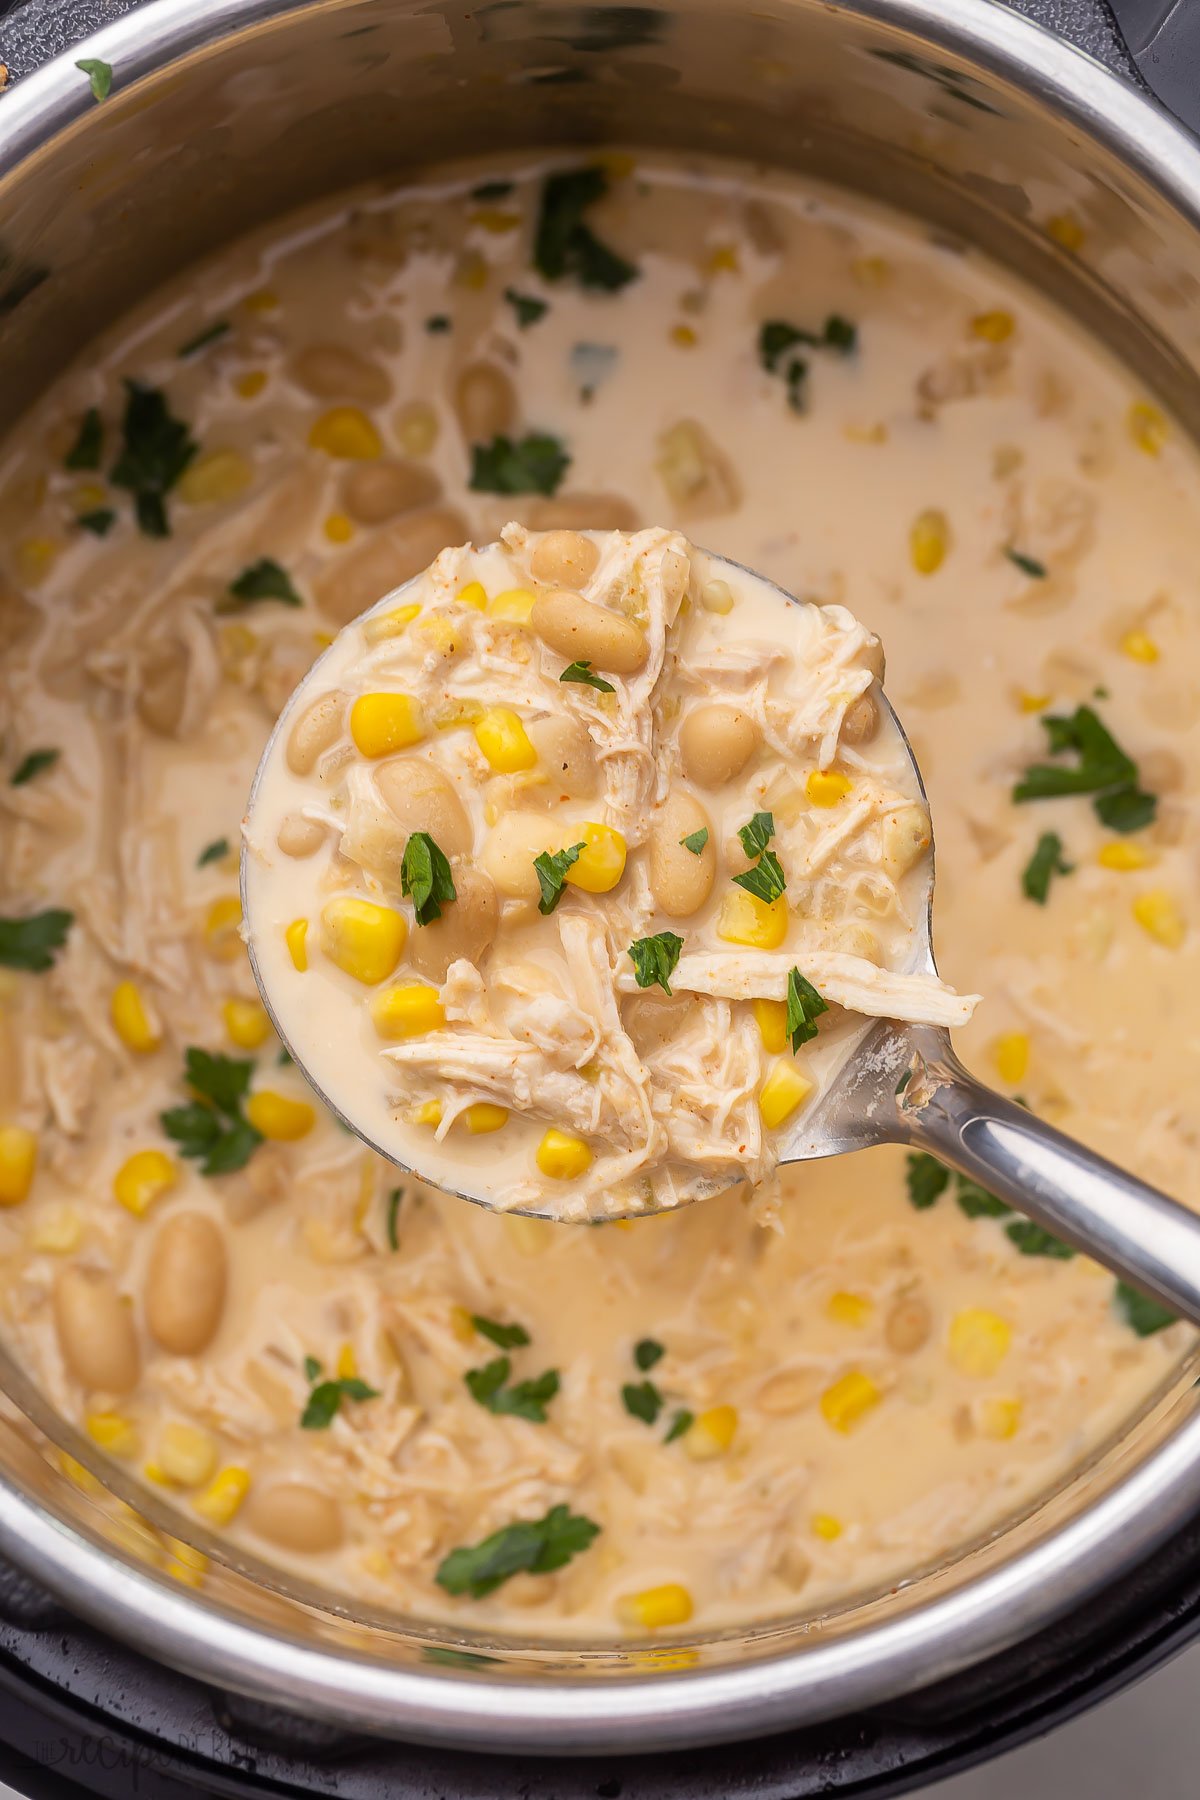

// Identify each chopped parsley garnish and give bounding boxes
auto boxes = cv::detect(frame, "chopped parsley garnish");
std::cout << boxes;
[1022,831,1073,904]
[196,837,229,867]
[110,380,197,538]
[732,848,786,905]
[471,179,515,202]
[75,57,112,101]
[300,1359,380,1429]
[634,1338,664,1371]
[759,316,856,410]
[504,287,549,329]
[425,314,452,333]
[178,321,230,359]
[78,508,116,536]
[785,968,828,1051]
[469,432,570,497]
[954,1175,1012,1220]
[386,1187,403,1251]
[905,1151,950,1210]
[622,1379,663,1425]
[64,407,103,471]
[465,1356,559,1423]
[1013,705,1155,835]
[627,931,684,996]
[1005,1220,1076,1259]
[559,660,615,694]
[533,166,638,294]
[1005,546,1047,579]
[534,841,585,915]
[228,558,303,607]
[1114,1281,1177,1337]
[10,748,59,787]
[737,811,775,859]
[160,1048,262,1176]
[401,831,456,925]
[471,1314,531,1350]
[680,827,709,855]
[435,1504,600,1598]
[0,909,74,973]
[664,1408,693,1443]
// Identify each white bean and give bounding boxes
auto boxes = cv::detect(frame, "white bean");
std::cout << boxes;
[531,588,646,675]
[54,1268,139,1393]
[374,759,473,857]
[244,1482,343,1553]
[277,814,325,858]
[526,717,598,798]
[881,803,932,877]
[408,863,499,981]
[286,692,345,776]
[648,791,715,918]
[529,531,599,589]
[453,363,516,442]
[678,704,760,788]
[480,813,563,900]
[290,344,391,406]
[841,693,879,745]
[144,1212,227,1356]
[340,460,441,525]
[315,509,469,626]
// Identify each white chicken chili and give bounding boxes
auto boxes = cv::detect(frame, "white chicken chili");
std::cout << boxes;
[0,153,1196,1637]
[244,525,975,1217]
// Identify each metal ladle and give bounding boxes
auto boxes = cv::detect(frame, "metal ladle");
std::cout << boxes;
[243,548,1200,1330]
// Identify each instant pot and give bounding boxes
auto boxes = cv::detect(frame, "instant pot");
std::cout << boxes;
[4,0,1200,1791]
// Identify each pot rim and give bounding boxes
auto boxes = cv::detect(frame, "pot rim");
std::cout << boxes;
[4,0,1200,1754]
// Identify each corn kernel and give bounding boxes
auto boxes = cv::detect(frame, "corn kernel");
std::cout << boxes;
[411,1099,444,1128]
[488,587,536,625]
[321,896,407,985]
[193,1466,251,1526]
[363,603,421,644]
[616,1583,693,1630]
[820,1370,881,1433]
[1128,400,1167,457]
[86,1412,140,1458]
[0,1127,37,1206]
[449,1304,476,1343]
[1120,628,1159,664]
[371,982,446,1039]
[474,706,537,773]
[827,1291,872,1328]
[243,288,279,313]
[469,206,521,234]
[323,511,355,543]
[285,918,308,971]
[759,1061,813,1129]
[179,450,252,507]
[1098,840,1154,871]
[671,323,698,348]
[683,1404,738,1461]
[949,1308,1012,1377]
[246,1090,316,1141]
[993,1031,1029,1085]
[853,254,891,286]
[456,580,488,610]
[163,1537,209,1586]
[1046,212,1085,252]
[113,1149,178,1217]
[1018,690,1052,713]
[910,508,950,575]
[718,889,788,950]
[806,770,853,807]
[979,1397,1022,1441]
[308,406,382,460]
[465,1103,508,1135]
[395,401,439,456]
[335,1342,358,1380]
[59,1451,106,1497]
[753,998,788,1054]
[416,614,464,657]
[350,691,426,757]
[536,1129,593,1181]
[707,244,739,274]
[565,822,628,894]
[222,997,271,1050]
[970,308,1014,342]
[700,578,734,614]
[505,1214,554,1256]
[27,1204,82,1253]
[110,980,162,1053]
[1133,888,1186,948]
[204,896,243,962]
[811,1513,843,1540]
[455,249,489,290]
[235,370,267,400]
[157,1422,217,1486]
[16,537,59,585]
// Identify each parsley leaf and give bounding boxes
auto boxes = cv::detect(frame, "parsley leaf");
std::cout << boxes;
[1095,785,1157,834]
[436,1503,600,1597]
[559,660,615,694]
[228,558,302,607]
[681,827,709,855]
[732,847,786,904]
[1005,547,1047,578]
[785,968,828,1052]
[822,314,858,353]
[10,748,59,787]
[1022,831,1073,904]
[465,1356,559,1423]
[737,812,775,859]
[759,320,815,371]
[664,1408,694,1443]
[78,508,116,536]
[110,380,197,538]
[1014,705,1155,835]
[504,288,549,329]
[400,831,456,926]
[76,57,112,101]
[758,316,856,409]
[905,1152,949,1210]
[534,841,585,915]
[178,321,230,359]
[196,837,229,867]
[0,909,74,972]
[160,1047,262,1176]
[425,315,451,333]
[471,179,515,202]
[627,931,684,996]
[533,167,638,294]
[1114,1281,1178,1338]
[386,1187,404,1252]
[471,1314,531,1350]
[1005,1220,1076,1259]
[64,407,103,471]
[634,1337,664,1371]
[622,1380,663,1425]
[300,1366,380,1430]
[954,1175,1012,1219]
[469,432,570,497]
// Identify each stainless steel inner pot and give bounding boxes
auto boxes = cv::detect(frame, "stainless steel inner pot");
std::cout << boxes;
[2,0,1200,1756]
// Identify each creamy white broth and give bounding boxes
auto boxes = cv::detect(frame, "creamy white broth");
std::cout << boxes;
[0,154,1196,1635]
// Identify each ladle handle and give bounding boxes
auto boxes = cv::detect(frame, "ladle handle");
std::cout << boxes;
[896,1049,1200,1330]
